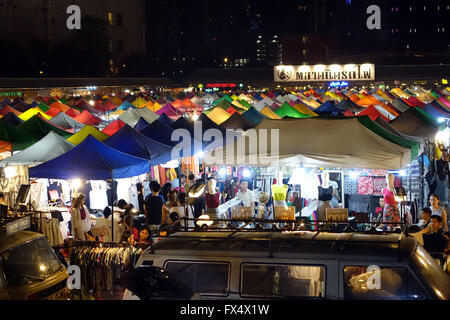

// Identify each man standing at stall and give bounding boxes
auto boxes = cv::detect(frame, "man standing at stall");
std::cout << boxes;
[235,179,256,213]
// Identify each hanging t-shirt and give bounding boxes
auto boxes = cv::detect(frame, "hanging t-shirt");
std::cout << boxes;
[89,181,108,210]
[318,186,333,201]
[271,184,288,201]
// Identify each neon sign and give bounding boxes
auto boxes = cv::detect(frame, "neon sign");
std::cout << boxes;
[206,83,237,88]
[329,81,349,88]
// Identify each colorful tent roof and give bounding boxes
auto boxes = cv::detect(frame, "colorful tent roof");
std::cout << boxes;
[206,107,232,125]
[157,113,174,127]
[67,125,110,145]
[18,115,72,139]
[18,108,53,121]
[292,103,319,117]
[314,101,343,115]
[390,108,440,140]
[242,107,269,125]
[74,110,102,126]
[133,118,150,132]
[260,106,282,119]
[0,119,39,151]
[104,125,173,166]
[220,112,257,131]
[276,102,312,118]
[156,103,182,118]
[357,105,390,122]
[0,131,75,167]
[49,101,71,113]
[29,135,150,180]
[36,102,50,112]
[0,106,22,117]
[102,119,126,136]
[140,120,176,146]
[50,112,85,131]
[119,108,159,127]
[1,112,23,126]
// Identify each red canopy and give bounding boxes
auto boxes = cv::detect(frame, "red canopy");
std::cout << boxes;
[102,119,126,136]
[0,105,22,116]
[45,108,61,117]
[74,110,102,126]
[357,105,390,122]
[65,108,81,118]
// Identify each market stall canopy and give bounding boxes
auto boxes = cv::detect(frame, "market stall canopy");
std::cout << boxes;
[104,124,174,166]
[1,112,23,126]
[0,119,39,151]
[36,102,50,112]
[67,125,110,145]
[74,110,102,126]
[119,101,135,110]
[17,115,72,139]
[156,103,182,118]
[206,107,232,125]
[18,108,53,121]
[260,106,282,119]
[242,107,269,125]
[205,117,411,170]
[390,108,440,140]
[220,112,257,131]
[0,131,75,167]
[119,108,159,127]
[170,116,195,136]
[276,102,312,119]
[314,101,343,116]
[0,105,22,117]
[373,116,422,142]
[49,112,85,131]
[49,101,71,113]
[11,100,32,113]
[424,104,450,120]
[357,105,390,122]
[140,120,176,146]
[336,98,365,113]
[157,113,174,127]
[29,135,150,180]
[102,119,126,136]
[133,118,150,132]
[45,108,61,118]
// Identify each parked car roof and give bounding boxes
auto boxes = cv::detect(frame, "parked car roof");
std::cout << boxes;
[147,231,417,261]
[0,231,44,253]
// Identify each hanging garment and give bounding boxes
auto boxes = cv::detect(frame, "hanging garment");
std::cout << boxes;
[39,218,64,246]
[430,175,449,204]
[344,177,358,195]
[357,177,373,195]
[394,177,403,188]
[89,181,108,210]
[372,178,386,196]
[29,179,49,209]
[271,184,288,201]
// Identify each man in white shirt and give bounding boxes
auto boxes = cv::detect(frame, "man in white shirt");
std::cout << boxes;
[92,207,124,242]
[235,180,256,212]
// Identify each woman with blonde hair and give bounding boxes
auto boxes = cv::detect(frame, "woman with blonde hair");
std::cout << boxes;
[71,193,93,240]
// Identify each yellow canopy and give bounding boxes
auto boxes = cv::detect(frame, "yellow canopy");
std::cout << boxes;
[231,100,248,111]
[132,97,148,108]
[207,107,232,125]
[111,96,123,106]
[67,125,109,145]
[260,106,282,119]
[325,91,342,101]
[231,94,239,100]
[19,108,53,121]
[148,102,162,112]
[292,103,319,117]
[109,109,125,117]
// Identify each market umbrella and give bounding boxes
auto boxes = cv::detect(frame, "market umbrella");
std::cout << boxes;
[0,131,75,167]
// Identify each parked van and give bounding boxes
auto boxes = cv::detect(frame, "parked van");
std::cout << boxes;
[0,231,69,300]
[122,231,450,300]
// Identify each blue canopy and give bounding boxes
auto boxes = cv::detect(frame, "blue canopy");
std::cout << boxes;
[118,101,135,110]
[141,120,176,146]
[29,135,150,180]
[314,101,343,115]
[170,117,195,136]
[424,103,450,120]
[242,107,268,125]
[104,125,174,166]
[133,117,150,132]
[431,101,450,117]
[158,113,174,127]
[1,112,23,126]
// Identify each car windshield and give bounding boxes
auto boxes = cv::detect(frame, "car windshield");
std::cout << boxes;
[1,238,63,287]
[412,245,450,300]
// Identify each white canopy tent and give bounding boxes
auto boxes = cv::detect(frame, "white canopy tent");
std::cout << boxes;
[205,117,411,170]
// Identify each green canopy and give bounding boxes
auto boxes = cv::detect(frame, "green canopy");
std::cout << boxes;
[0,119,39,151]
[275,102,312,119]
[358,116,420,160]
[238,99,253,110]
[59,98,68,104]
[36,102,50,112]
[413,107,443,128]
[212,95,234,106]
[18,115,72,139]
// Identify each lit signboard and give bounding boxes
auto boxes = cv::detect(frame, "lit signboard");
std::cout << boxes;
[274,64,375,82]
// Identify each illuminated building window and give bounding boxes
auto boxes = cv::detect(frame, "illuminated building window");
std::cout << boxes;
[108,12,113,25]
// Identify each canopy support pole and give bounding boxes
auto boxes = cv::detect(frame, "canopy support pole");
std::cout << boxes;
[110,170,114,243]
